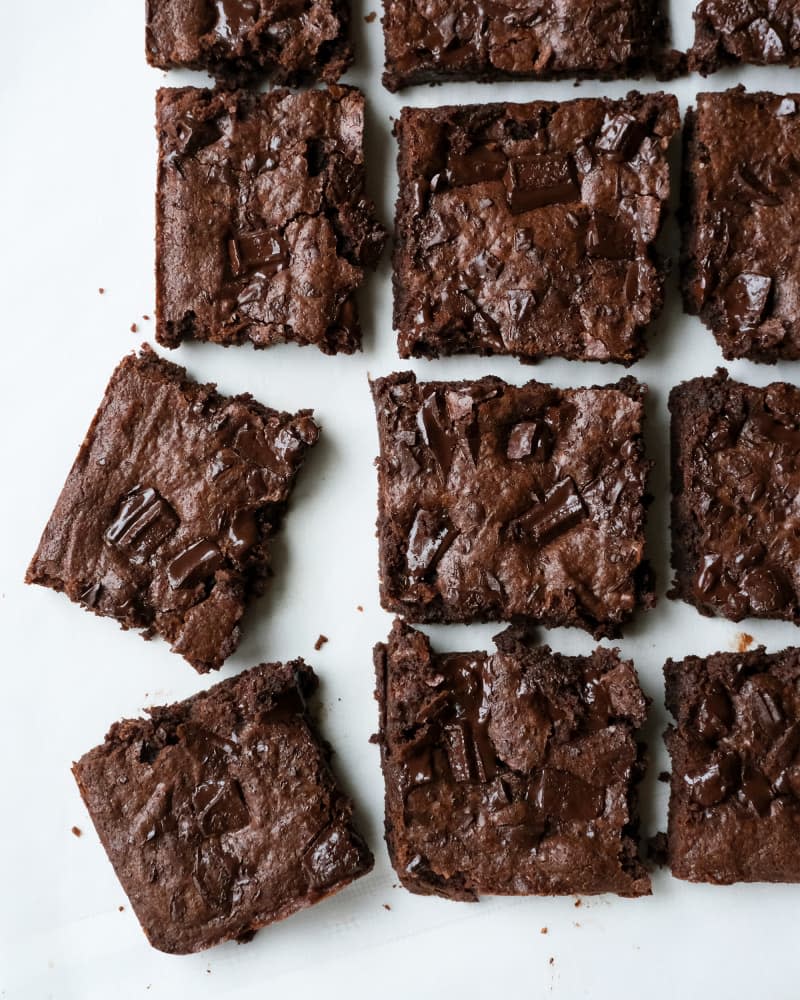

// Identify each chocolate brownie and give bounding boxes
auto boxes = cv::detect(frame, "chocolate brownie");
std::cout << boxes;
[670,370,800,624]
[73,661,373,953]
[374,620,651,899]
[156,87,386,354]
[665,647,800,884]
[393,93,679,365]
[682,88,800,362]
[26,346,319,672]
[382,0,671,91]
[371,371,654,639]
[146,0,352,85]
[689,1,800,74]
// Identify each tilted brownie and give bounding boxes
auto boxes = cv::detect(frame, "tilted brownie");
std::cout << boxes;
[73,661,373,954]
[670,370,800,624]
[26,346,319,672]
[382,0,670,91]
[156,87,386,354]
[374,620,651,899]
[665,647,800,884]
[689,1,800,74]
[371,371,654,639]
[682,88,800,361]
[146,0,352,85]
[393,93,679,365]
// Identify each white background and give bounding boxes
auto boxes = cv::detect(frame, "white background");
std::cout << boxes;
[2,2,800,997]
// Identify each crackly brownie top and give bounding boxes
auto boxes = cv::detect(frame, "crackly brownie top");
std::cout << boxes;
[690,1,800,74]
[394,93,679,364]
[73,662,373,954]
[670,370,800,624]
[372,372,653,638]
[156,87,385,354]
[665,647,800,883]
[382,0,662,90]
[26,347,319,672]
[146,0,352,84]
[683,88,800,361]
[375,620,651,898]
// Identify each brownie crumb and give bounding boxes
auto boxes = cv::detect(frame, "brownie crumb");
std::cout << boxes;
[574,899,582,908]
[365,10,376,21]
[356,605,364,613]
[549,958,555,967]
[647,832,669,869]
[383,904,391,911]
[130,323,138,334]
[736,632,754,652]
[98,288,105,295]
[143,315,151,321]
[540,927,548,935]
[658,771,670,783]
[71,826,82,838]
[314,634,329,651]
[118,905,125,912]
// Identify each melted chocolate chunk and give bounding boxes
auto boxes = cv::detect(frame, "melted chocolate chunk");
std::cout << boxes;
[689,2,800,75]
[106,486,179,562]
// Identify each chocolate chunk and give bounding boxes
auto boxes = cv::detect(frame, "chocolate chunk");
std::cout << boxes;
[689,2,800,75]
[505,154,579,215]
[510,478,587,547]
[506,421,552,461]
[406,510,459,580]
[167,540,224,590]
[106,486,179,562]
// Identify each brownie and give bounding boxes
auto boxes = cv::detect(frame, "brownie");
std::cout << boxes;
[371,371,654,639]
[26,346,319,672]
[689,1,800,74]
[146,0,352,85]
[73,660,373,953]
[156,86,386,354]
[670,370,800,624]
[374,620,651,899]
[382,0,670,91]
[393,93,679,365]
[682,88,800,362]
[665,647,800,884]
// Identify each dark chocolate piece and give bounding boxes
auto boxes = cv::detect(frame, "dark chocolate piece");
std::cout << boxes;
[665,646,800,884]
[689,1,800,74]
[371,371,654,639]
[393,93,679,365]
[146,0,352,85]
[156,86,385,355]
[26,346,319,672]
[73,661,373,953]
[374,620,651,898]
[682,87,800,361]
[670,370,800,624]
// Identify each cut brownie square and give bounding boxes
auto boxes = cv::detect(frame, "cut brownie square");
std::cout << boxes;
[665,646,800,884]
[26,346,319,672]
[689,1,800,74]
[73,661,373,953]
[374,620,651,899]
[371,371,654,639]
[682,87,800,361]
[393,93,679,365]
[670,370,800,624]
[146,0,352,85]
[156,86,386,354]
[382,0,667,91]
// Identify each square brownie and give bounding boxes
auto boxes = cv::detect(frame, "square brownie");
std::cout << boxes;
[146,0,352,85]
[374,620,651,898]
[689,1,800,74]
[371,371,654,639]
[156,86,386,355]
[26,346,319,672]
[682,88,800,361]
[665,646,800,884]
[393,93,679,365]
[382,0,666,91]
[670,370,800,624]
[73,660,373,953]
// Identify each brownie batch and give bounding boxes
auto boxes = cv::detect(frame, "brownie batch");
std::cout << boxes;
[25,0,800,959]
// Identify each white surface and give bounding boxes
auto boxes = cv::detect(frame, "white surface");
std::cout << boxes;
[2,2,800,998]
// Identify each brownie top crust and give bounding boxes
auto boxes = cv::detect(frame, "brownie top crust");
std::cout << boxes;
[73,661,373,953]
[375,620,651,898]
[689,1,800,74]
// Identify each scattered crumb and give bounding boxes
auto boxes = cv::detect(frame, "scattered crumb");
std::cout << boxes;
[206,969,212,975]
[356,605,364,612]
[143,314,151,321]
[549,957,555,966]
[573,922,581,929]
[574,898,582,908]
[71,826,82,838]
[736,632,754,652]
[364,10,377,20]
[647,832,669,868]
[314,634,329,651]
[540,927,548,935]
[383,904,391,911]
[131,323,138,333]
[98,288,105,295]
[658,771,670,783]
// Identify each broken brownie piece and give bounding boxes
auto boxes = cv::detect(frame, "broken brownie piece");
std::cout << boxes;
[146,0,352,85]
[156,86,386,354]
[26,346,319,672]
[371,371,654,639]
[689,1,800,75]
[374,620,651,898]
[665,646,800,884]
[670,370,800,624]
[73,660,373,953]
[393,92,679,364]
[682,87,800,361]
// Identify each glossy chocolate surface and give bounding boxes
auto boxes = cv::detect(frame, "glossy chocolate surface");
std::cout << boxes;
[374,620,651,899]
[689,1,800,74]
